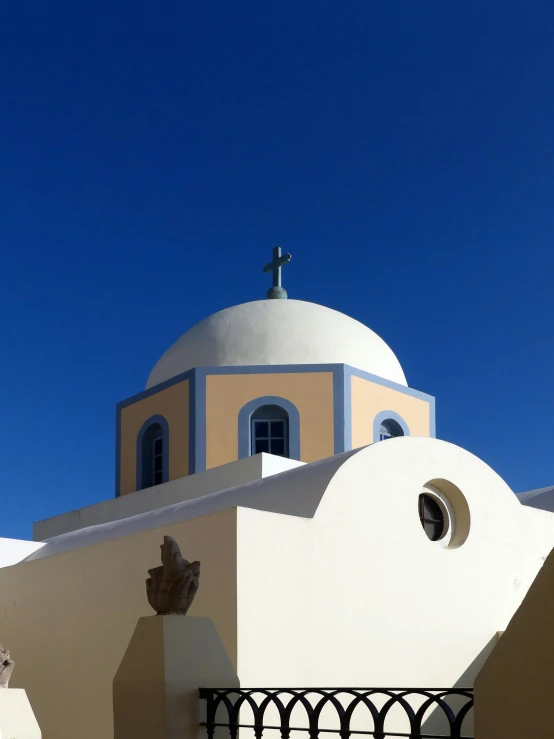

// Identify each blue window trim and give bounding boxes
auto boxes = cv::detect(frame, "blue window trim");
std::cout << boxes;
[115,364,435,495]
[136,414,170,491]
[238,396,301,461]
[372,410,410,443]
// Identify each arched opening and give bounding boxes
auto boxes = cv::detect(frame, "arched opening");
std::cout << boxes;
[140,422,165,489]
[379,418,404,441]
[251,405,289,457]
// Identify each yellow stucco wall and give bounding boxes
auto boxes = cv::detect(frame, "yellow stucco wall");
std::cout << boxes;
[0,509,237,739]
[205,372,334,469]
[350,375,431,448]
[474,547,554,739]
[119,379,189,495]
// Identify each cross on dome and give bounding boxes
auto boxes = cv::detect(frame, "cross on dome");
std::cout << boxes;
[263,245,291,299]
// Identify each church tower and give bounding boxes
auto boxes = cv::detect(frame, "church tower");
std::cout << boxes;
[115,249,435,496]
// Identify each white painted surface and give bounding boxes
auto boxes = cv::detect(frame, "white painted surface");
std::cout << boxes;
[235,437,554,704]
[0,538,44,568]
[146,299,407,389]
[33,453,304,541]
[518,485,554,512]
[0,690,41,738]
[26,450,355,561]
[20,436,554,736]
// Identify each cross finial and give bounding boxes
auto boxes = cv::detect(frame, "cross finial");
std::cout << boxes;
[263,246,292,299]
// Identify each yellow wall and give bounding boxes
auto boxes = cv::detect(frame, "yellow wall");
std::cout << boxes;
[119,379,189,495]
[205,372,334,469]
[474,547,554,739]
[350,375,430,448]
[0,509,237,739]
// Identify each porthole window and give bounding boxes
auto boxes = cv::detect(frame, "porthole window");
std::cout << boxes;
[418,494,446,541]
[417,480,470,549]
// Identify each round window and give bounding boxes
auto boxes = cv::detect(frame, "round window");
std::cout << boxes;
[418,493,446,541]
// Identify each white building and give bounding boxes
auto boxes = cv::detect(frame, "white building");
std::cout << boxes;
[0,292,552,739]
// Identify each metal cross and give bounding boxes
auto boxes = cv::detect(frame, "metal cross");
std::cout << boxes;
[263,245,292,299]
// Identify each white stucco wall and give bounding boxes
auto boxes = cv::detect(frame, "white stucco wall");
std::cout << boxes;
[33,453,304,541]
[12,437,554,737]
[0,538,44,567]
[236,438,554,695]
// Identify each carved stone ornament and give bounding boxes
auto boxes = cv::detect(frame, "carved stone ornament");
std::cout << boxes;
[146,536,200,615]
[0,646,15,688]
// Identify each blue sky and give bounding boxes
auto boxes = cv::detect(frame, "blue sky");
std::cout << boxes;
[1,1,553,539]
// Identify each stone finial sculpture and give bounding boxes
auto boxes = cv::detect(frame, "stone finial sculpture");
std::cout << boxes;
[146,536,200,615]
[0,646,15,688]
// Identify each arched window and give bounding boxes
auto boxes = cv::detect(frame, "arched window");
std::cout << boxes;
[136,415,169,490]
[238,396,300,461]
[379,418,404,441]
[373,411,410,443]
[251,405,289,457]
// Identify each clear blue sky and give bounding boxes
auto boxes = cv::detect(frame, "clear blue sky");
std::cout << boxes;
[1,1,553,539]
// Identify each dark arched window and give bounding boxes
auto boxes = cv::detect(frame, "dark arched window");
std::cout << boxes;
[141,422,164,488]
[251,405,289,457]
[379,418,404,441]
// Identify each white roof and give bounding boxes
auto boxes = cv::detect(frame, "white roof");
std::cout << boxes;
[518,486,554,513]
[146,299,407,389]
[25,450,359,562]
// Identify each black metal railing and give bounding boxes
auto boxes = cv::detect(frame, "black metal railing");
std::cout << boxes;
[199,688,474,739]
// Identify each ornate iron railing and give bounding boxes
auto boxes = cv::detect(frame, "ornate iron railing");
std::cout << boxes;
[199,688,474,739]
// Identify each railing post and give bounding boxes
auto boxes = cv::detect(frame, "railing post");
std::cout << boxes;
[199,689,216,739]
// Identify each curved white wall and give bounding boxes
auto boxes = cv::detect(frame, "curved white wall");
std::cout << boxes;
[236,438,554,697]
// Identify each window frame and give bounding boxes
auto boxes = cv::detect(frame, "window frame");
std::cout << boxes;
[136,414,170,491]
[238,396,301,461]
[373,410,410,443]
[417,484,456,547]
[379,418,404,441]
[418,493,445,541]
[152,433,164,486]
[251,413,289,457]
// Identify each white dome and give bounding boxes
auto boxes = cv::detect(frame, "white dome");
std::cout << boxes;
[146,299,407,389]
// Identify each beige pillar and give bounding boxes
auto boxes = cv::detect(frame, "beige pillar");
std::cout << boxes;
[113,616,239,739]
[0,689,42,738]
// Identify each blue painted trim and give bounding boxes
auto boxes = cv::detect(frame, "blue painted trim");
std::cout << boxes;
[343,366,353,452]
[115,362,435,486]
[117,363,434,409]
[116,367,196,410]
[238,396,301,461]
[115,406,122,497]
[344,365,433,403]
[429,396,436,438]
[192,368,207,474]
[136,414,170,490]
[332,366,350,454]
[188,369,197,476]
[372,410,410,443]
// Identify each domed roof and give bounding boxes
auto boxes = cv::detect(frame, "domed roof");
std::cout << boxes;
[146,299,407,389]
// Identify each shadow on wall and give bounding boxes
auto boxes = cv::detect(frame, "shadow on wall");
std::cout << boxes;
[420,636,499,737]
